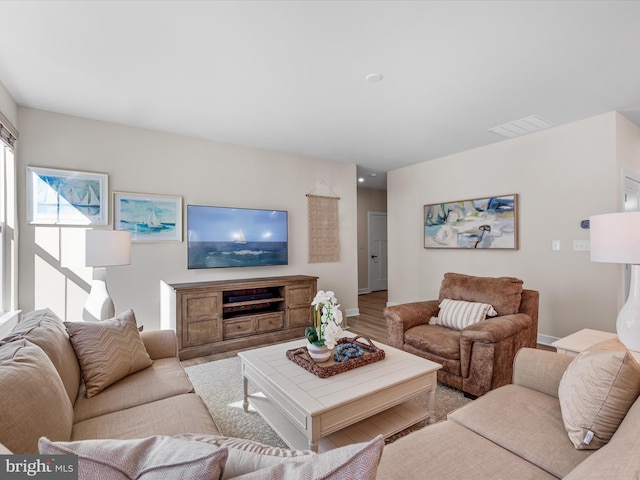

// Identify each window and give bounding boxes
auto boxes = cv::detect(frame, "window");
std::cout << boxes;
[0,113,18,320]
[0,142,17,313]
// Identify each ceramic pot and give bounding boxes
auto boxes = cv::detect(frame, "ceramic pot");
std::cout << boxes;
[306,342,332,363]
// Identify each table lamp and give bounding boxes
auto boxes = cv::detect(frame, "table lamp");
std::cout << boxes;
[590,211,640,351]
[83,229,131,321]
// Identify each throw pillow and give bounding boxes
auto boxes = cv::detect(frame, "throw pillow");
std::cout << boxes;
[429,299,498,330]
[39,435,228,480]
[4,308,82,403]
[64,309,153,398]
[226,434,384,480]
[0,339,73,454]
[558,338,640,450]
[179,434,313,480]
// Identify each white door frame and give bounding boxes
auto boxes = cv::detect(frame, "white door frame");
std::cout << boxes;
[368,211,388,292]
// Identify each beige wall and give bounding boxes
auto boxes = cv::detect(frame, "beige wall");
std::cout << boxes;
[388,112,640,341]
[0,80,17,127]
[356,187,387,292]
[16,107,358,330]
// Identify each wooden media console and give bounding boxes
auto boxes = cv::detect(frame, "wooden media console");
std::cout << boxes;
[167,275,318,360]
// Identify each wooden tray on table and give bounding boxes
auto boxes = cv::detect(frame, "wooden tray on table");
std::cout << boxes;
[286,336,385,378]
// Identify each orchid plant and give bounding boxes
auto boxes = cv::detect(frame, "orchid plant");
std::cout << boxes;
[305,290,344,349]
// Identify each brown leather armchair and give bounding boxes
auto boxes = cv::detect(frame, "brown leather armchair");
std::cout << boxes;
[384,273,539,397]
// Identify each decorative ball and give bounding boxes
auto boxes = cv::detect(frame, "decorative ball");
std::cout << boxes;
[333,343,364,362]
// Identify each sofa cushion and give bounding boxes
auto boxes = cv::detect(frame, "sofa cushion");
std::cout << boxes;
[65,309,153,398]
[179,434,313,480]
[439,272,523,316]
[73,357,195,423]
[448,384,593,478]
[558,338,640,450]
[71,393,220,441]
[0,339,73,454]
[225,435,384,480]
[405,324,461,360]
[376,419,557,480]
[39,435,227,480]
[430,299,498,330]
[4,308,81,403]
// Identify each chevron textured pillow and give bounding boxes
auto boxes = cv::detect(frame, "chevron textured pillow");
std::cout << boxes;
[65,310,153,398]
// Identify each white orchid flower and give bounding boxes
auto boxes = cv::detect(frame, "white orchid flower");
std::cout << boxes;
[323,322,344,350]
[308,290,343,347]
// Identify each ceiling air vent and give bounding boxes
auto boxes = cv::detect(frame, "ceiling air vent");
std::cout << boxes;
[488,115,556,138]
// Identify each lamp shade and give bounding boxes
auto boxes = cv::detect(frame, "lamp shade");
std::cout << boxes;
[85,230,131,267]
[590,212,640,265]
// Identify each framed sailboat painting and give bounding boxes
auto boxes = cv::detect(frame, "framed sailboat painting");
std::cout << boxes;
[27,166,108,225]
[114,192,182,242]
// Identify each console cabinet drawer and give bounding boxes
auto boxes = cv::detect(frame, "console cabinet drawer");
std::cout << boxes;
[224,312,284,339]
[257,313,284,333]
[224,318,254,339]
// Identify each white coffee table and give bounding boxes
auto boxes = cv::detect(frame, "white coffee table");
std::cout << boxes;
[238,335,441,452]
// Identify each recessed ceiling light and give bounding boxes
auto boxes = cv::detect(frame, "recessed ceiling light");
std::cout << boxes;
[365,73,383,83]
[370,173,377,177]
[358,177,364,183]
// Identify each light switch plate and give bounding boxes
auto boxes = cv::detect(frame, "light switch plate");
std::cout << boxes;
[573,240,590,252]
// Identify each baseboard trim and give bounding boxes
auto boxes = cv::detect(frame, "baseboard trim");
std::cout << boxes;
[358,288,372,295]
[345,308,359,317]
[537,333,559,346]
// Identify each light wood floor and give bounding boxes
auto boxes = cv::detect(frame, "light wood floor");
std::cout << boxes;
[347,290,389,344]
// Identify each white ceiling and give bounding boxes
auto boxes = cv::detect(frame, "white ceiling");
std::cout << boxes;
[2,1,640,190]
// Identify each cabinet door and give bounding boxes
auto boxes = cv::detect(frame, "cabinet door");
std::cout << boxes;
[286,282,315,328]
[287,283,314,307]
[181,292,223,347]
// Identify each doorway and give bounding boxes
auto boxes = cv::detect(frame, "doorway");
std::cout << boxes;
[368,212,388,291]
[623,170,640,302]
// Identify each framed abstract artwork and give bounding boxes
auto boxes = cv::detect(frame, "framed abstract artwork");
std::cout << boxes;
[27,166,108,225]
[113,192,182,242]
[424,194,518,249]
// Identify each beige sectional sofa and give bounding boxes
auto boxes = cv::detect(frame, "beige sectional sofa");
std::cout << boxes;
[4,308,639,479]
[0,308,220,454]
[0,308,385,479]
[376,346,640,480]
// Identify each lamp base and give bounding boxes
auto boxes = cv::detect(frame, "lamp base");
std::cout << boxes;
[617,264,640,352]
[82,267,115,322]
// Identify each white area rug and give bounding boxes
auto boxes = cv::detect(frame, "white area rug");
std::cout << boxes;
[185,356,471,447]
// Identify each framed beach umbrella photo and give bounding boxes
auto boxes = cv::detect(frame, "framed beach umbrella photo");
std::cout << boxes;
[27,166,108,225]
[114,192,182,242]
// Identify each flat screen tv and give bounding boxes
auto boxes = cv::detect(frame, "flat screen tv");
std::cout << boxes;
[187,205,288,269]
